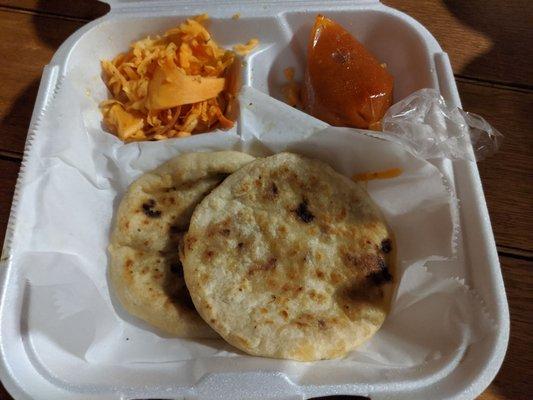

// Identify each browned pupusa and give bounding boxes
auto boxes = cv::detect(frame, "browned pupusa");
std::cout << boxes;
[181,152,396,360]
[108,151,255,337]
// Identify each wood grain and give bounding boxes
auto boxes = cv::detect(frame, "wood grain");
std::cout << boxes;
[0,6,530,254]
[383,0,533,88]
[3,0,532,87]
[479,256,533,400]
[0,9,85,155]
[458,81,533,252]
[0,0,109,20]
[0,1,530,400]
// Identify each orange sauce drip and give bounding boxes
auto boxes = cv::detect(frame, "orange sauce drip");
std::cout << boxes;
[352,168,403,182]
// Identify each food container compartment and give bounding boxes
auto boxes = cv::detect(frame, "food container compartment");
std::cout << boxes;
[0,1,508,399]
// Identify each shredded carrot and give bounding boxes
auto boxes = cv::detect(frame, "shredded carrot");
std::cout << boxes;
[100,14,256,142]
[233,39,259,56]
[352,168,403,181]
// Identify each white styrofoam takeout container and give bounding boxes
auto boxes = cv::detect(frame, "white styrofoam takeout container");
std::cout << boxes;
[0,1,509,399]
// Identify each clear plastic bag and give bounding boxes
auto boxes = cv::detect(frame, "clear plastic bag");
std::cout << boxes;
[381,88,503,161]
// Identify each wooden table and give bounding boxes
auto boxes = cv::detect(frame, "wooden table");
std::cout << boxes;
[0,1,531,399]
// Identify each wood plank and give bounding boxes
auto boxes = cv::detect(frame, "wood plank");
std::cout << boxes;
[383,0,533,88]
[458,81,533,252]
[0,9,530,253]
[0,0,109,20]
[0,4,529,400]
[3,0,531,87]
[478,255,533,400]
[0,9,85,155]
[0,8,530,254]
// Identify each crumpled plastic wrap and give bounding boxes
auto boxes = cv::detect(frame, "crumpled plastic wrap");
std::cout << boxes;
[381,88,503,161]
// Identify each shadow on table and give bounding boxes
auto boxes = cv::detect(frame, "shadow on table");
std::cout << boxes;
[0,78,41,153]
[0,1,110,154]
[443,0,533,86]
[0,1,528,400]
[32,0,110,48]
[442,3,531,396]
